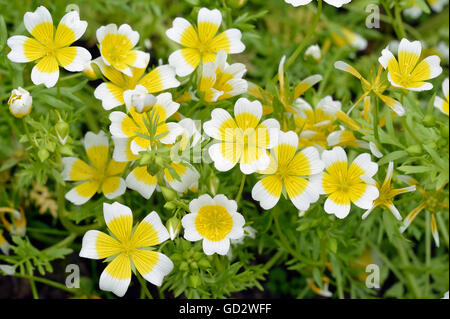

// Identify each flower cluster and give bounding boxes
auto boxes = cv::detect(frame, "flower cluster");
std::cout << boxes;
[4,1,448,299]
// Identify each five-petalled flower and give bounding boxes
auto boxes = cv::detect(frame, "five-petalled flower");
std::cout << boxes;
[166,8,245,76]
[79,202,173,297]
[181,194,245,255]
[7,6,92,88]
[315,146,379,219]
[62,131,127,205]
[203,98,280,174]
[252,131,324,211]
[378,38,443,91]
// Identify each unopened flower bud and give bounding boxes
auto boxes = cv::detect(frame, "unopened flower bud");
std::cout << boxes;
[406,144,423,156]
[189,275,201,288]
[123,85,157,113]
[139,152,153,166]
[83,61,99,80]
[423,114,436,127]
[228,0,247,8]
[38,149,50,162]
[8,87,32,118]
[55,120,70,145]
[166,217,181,240]
[161,186,178,201]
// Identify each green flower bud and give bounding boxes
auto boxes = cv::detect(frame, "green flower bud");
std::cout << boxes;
[406,144,423,156]
[198,258,210,269]
[46,141,56,153]
[179,261,189,272]
[228,0,247,8]
[190,261,198,271]
[208,174,220,195]
[139,152,153,166]
[38,149,50,162]
[55,120,70,145]
[164,201,177,210]
[161,186,178,201]
[193,252,203,260]
[166,216,181,240]
[423,114,435,127]
[59,145,73,156]
[189,275,201,288]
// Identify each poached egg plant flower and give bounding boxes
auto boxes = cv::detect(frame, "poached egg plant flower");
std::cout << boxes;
[93,56,180,111]
[203,98,280,174]
[166,8,245,76]
[80,202,173,297]
[252,131,324,211]
[96,23,149,76]
[7,6,91,88]
[62,131,127,205]
[181,194,245,255]
[8,87,33,118]
[315,146,379,219]
[378,38,443,91]
[198,50,248,103]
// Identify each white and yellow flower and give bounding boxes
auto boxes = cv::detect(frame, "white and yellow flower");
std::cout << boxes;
[251,131,324,210]
[109,93,182,155]
[181,194,245,255]
[434,78,449,115]
[93,58,179,110]
[96,24,149,76]
[7,6,91,88]
[285,0,352,7]
[62,131,127,205]
[111,115,200,199]
[199,50,248,102]
[315,147,379,219]
[123,85,157,113]
[80,202,173,297]
[362,162,416,220]
[293,96,360,149]
[331,27,368,51]
[8,87,32,118]
[379,38,443,91]
[166,8,245,76]
[305,44,322,62]
[203,98,280,174]
[404,0,449,19]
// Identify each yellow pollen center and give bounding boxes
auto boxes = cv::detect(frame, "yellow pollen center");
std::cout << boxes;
[195,205,233,242]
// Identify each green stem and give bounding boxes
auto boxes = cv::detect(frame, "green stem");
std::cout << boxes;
[26,260,39,299]
[136,272,153,299]
[394,238,421,298]
[235,174,246,203]
[12,273,78,294]
[1,73,84,101]
[283,0,323,72]
[372,95,384,152]
[394,1,407,39]
[401,116,421,145]
[263,250,284,271]
[436,213,449,248]
[22,118,38,149]
[425,211,431,297]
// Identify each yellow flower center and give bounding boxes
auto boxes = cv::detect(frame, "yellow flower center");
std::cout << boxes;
[195,205,233,242]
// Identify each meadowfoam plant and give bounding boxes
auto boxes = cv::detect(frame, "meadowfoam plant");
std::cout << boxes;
[0,0,448,300]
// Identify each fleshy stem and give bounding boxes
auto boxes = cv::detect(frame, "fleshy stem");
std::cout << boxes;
[11,273,78,294]
[0,73,84,101]
[136,272,153,299]
[235,174,246,203]
[394,1,407,39]
[282,0,323,74]
[372,94,385,152]
[425,211,431,296]
[394,238,421,298]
